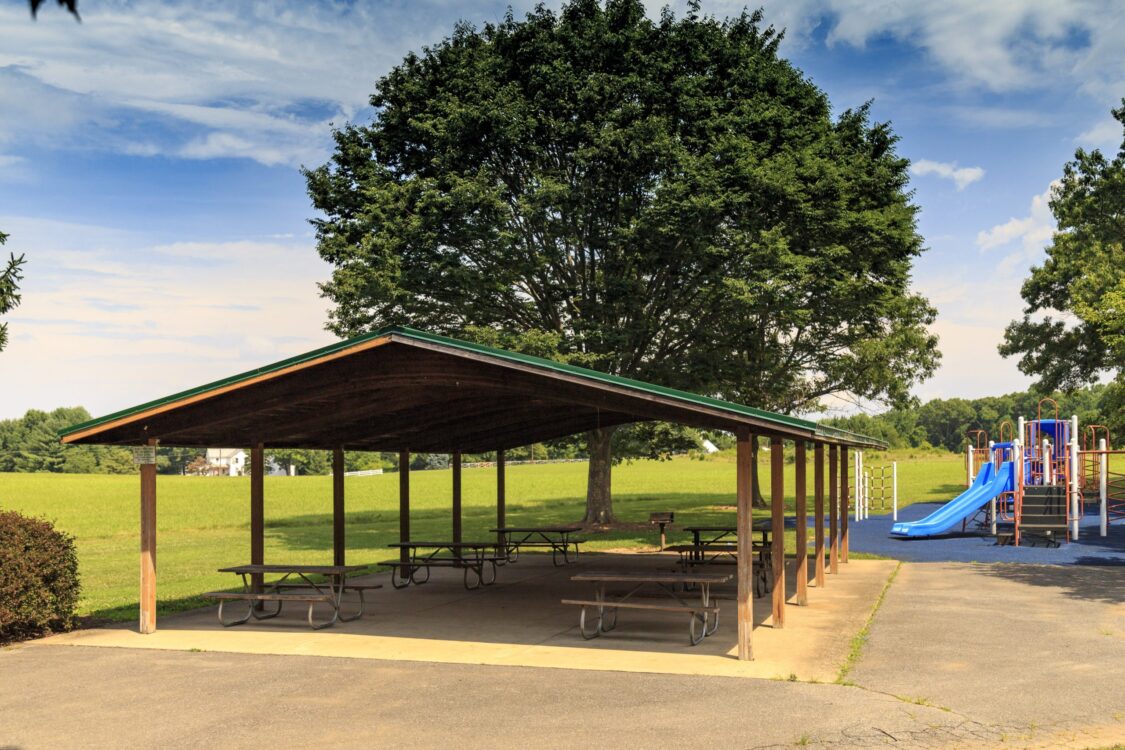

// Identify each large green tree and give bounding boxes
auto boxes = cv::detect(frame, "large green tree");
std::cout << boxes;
[1001,101,1125,397]
[306,0,938,520]
[0,232,26,354]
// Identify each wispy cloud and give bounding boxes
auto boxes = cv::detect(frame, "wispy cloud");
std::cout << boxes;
[0,0,507,168]
[1076,117,1123,149]
[911,159,984,190]
[976,183,1058,274]
[0,215,336,416]
[813,0,1123,96]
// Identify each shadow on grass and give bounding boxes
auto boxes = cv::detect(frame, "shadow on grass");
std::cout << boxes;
[266,492,769,555]
[86,592,226,624]
[927,482,972,503]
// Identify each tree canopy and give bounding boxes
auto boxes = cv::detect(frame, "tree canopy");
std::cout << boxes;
[1000,100,1125,395]
[306,0,938,519]
[824,384,1113,452]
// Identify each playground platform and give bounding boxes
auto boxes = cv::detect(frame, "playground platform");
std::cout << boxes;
[849,503,1125,565]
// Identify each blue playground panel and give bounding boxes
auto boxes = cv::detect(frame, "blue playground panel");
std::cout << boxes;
[844,503,1125,566]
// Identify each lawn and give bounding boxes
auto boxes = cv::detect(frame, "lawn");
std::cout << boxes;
[0,449,965,621]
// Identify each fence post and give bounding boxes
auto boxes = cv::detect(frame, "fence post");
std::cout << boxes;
[1099,438,1108,537]
[892,462,898,521]
[863,472,870,519]
[989,440,997,535]
[853,451,857,522]
[1043,439,1052,484]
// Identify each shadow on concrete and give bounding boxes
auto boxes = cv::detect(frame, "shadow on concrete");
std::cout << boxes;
[975,562,1125,605]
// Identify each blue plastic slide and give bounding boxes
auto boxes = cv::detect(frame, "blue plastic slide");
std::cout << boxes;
[890,461,1014,537]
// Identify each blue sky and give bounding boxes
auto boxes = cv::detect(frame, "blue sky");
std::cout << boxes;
[1,0,1123,420]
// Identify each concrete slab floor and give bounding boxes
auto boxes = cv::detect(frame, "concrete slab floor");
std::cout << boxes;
[6,560,1125,748]
[39,553,898,682]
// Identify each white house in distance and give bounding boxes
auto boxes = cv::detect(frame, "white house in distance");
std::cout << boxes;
[204,449,290,476]
[204,448,247,476]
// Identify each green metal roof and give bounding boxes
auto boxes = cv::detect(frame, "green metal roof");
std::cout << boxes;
[59,325,884,448]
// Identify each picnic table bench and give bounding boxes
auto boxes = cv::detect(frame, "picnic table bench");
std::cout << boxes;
[384,541,505,590]
[491,526,585,565]
[204,564,377,630]
[665,542,771,597]
[563,570,731,645]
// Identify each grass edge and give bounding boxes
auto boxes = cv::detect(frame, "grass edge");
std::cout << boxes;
[835,560,903,685]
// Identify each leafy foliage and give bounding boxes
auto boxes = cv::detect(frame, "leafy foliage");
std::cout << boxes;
[0,232,26,354]
[29,0,79,21]
[306,0,938,515]
[1000,100,1125,392]
[0,511,80,643]
[0,407,201,474]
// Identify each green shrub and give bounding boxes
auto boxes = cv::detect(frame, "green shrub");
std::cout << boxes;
[0,510,80,643]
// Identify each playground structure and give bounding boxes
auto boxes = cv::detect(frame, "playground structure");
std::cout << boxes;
[890,398,1122,545]
[849,451,899,522]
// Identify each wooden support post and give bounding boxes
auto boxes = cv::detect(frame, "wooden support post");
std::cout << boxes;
[795,440,808,606]
[250,444,264,596]
[814,442,826,588]
[770,436,785,628]
[829,445,838,575]
[139,439,157,634]
[332,447,345,567]
[399,451,410,564]
[735,427,754,660]
[496,450,506,549]
[841,446,850,564]
[452,451,462,547]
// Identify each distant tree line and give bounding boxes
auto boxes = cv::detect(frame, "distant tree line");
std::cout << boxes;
[823,385,1114,452]
[0,406,632,474]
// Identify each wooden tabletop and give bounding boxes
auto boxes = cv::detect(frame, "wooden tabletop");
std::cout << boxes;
[572,570,733,585]
[682,521,773,533]
[491,526,582,534]
[388,541,501,549]
[218,564,367,575]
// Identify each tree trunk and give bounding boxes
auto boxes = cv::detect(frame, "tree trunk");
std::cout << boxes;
[583,426,617,524]
[751,435,768,509]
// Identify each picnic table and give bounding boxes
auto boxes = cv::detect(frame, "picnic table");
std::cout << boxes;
[670,522,774,597]
[491,526,585,565]
[204,563,377,630]
[384,541,505,590]
[683,521,773,549]
[563,570,731,645]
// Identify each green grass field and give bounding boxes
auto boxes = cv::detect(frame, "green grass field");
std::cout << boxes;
[0,449,966,621]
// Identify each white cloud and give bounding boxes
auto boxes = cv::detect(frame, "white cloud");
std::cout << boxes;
[816,0,1124,96]
[977,183,1056,250]
[0,0,502,167]
[1076,117,1123,149]
[976,182,1059,276]
[911,159,984,190]
[0,215,337,418]
[946,105,1060,130]
[914,319,1033,402]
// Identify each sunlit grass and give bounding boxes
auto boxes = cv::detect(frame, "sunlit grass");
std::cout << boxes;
[0,449,963,620]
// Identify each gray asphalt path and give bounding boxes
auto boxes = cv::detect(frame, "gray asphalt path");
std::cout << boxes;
[849,562,1125,726]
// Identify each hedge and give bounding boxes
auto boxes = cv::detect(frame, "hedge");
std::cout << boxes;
[0,510,80,644]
